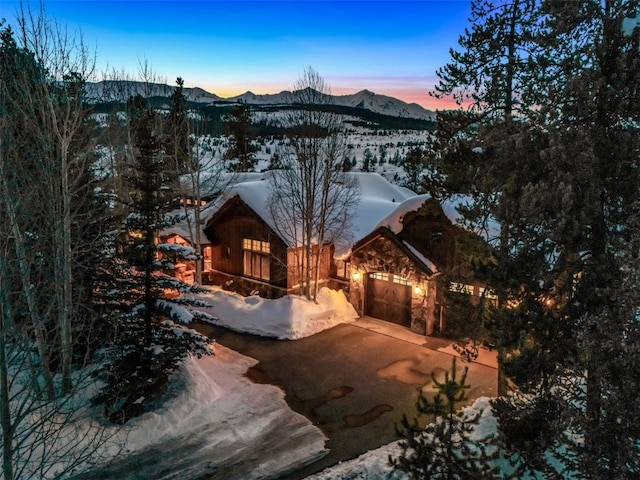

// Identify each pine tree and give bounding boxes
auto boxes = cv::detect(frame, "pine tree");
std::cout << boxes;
[94,103,212,424]
[224,102,256,171]
[391,358,497,479]
[433,1,640,477]
[529,2,640,476]
[362,147,374,172]
[164,76,192,174]
[403,146,426,192]
[433,0,541,119]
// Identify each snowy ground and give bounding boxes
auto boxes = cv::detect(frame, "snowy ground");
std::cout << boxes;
[303,398,499,480]
[58,287,358,479]
[76,345,328,480]
[50,285,526,480]
[187,285,359,340]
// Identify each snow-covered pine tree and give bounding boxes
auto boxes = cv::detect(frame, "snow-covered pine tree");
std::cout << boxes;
[94,99,214,424]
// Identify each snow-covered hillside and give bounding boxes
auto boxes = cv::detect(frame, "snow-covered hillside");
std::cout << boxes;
[88,80,223,103]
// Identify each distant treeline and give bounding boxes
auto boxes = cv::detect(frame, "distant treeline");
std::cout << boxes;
[93,98,436,136]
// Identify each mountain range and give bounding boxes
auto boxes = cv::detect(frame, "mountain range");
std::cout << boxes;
[88,80,435,121]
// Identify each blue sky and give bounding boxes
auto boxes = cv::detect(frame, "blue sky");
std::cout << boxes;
[1,1,472,109]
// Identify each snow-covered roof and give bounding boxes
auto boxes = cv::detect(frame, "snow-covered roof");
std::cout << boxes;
[200,172,276,232]
[161,209,212,246]
[201,171,421,254]
[342,172,417,249]
[179,171,266,198]
[199,171,492,258]
[372,194,432,235]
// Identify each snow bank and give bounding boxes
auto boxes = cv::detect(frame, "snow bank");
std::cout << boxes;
[79,345,327,479]
[189,286,358,340]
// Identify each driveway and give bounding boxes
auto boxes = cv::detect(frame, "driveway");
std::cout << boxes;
[195,318,498,479]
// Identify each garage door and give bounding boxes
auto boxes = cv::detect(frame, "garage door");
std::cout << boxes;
[366,272,411,327]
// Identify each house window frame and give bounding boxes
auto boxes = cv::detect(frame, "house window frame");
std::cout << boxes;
[369,272,410,285]
[335,259,351,279]
[243,238,271,281]
[449,281,475,295]
[202,246,212,271]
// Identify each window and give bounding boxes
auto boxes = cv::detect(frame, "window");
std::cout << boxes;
[335,259,351,279]
[478,287,497,300]
[450,282,474,295]
[243,238,270,281]
[370,272,387,281]
[370,272,410,285]
[202,246,212,271]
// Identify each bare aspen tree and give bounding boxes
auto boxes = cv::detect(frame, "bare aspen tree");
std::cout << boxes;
[13,1,98,392]
[0,10,119,478]
[268,67,359,301]
[177,129,236,285]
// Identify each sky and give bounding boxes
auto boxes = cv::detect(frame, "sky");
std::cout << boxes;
[0,1,472,110]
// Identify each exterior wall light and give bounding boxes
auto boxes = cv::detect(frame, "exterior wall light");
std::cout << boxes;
[414,285,424,296]
[352,271,361,281]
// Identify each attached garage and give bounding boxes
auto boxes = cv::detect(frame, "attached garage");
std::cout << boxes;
[349,226,442,335]
[366,272,412,327]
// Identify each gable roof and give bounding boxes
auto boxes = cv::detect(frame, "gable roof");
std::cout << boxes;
[201,175,275,232]
[198,171,479,256]
[199,171,418,251]
[350,226,439,277]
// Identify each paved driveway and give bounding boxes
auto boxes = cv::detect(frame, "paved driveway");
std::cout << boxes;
[195,319,497,479]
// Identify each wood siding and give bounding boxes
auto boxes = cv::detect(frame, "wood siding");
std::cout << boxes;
[286,244,333,290]
[204,197,288,291]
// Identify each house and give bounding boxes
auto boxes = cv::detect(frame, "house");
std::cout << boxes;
[165,172,490,336]
[346,194,491,335]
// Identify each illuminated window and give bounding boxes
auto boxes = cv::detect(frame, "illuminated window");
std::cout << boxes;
[243,238,270,281]
[450,282,474,295]
[392,275,410,285]
[370,272,387,281]
[202,246,212,271]
[243,238,270,254]
[370,272,410,285]
[478,287,497,300]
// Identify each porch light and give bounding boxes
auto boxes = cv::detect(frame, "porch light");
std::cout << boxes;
[352,271,361,281]
[414,285,424,296]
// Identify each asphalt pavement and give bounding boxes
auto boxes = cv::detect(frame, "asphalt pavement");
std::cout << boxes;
[195,317,498,479]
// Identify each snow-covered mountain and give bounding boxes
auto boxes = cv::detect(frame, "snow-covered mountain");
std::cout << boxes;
[227,88,433,120]
[88,81,434,121]
[336,89,432,120]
